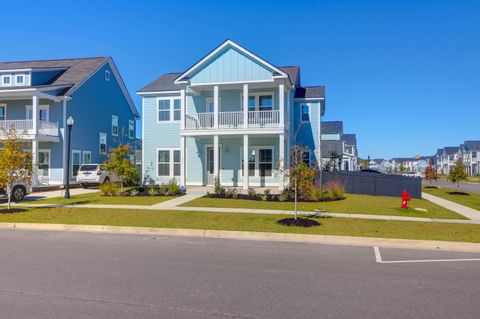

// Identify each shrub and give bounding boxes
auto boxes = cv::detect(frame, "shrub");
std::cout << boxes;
[260,189,271,201]
[309,186,325,202]
[278,189,291,202]
[326,180,345,200]
[100,182,120,196]
[248,188,260,200]
[147,184,158,196]
[129,188,139,197]
[158,184,167,196]
[166,178,181,195]
[289,163,318,200]
[214,176,225,196]
[230,188,239,200]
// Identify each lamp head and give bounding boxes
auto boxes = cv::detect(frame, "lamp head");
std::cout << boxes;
[67,116,74,127]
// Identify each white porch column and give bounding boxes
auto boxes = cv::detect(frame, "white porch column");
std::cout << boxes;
[279,133,285,190]
[213,85,219,129]
[213,134,219,178]
[243,83,248,128]
[180,88,186,130]
[32,139,38,187]
[32,95,39,135]
[180,136,186,185]
[279,83,285,127]
[243,134,249,190]
[62,99,67,184]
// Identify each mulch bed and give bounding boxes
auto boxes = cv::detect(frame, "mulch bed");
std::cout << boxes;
[204,193,345,202]
[447,191,470,196]
[0,208,27,214]
[276,218,321,227]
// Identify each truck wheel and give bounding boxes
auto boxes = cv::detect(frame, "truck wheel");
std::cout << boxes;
[12,185,26,202]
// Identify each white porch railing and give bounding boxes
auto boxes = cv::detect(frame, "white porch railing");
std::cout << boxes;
[219,111,244,128]
[184,110,280,130]
[248,110,280,128]
[0,120,59,137]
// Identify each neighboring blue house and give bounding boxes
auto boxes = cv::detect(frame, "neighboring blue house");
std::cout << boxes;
[0,57,140,186]
[138,40,325,189]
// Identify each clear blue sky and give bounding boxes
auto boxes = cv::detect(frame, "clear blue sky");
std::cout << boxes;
[2,0,479,159]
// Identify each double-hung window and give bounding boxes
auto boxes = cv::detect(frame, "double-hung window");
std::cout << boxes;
[1,75,11,86]
[259,149,273,177]
[173,99,181,121]
[157,149,181,177]
[83,151,92,164]
[72,150,81,177]
[99,132,107,155]
[157,150,170,176]
[128,120,135,139]
[301,104,310,122]
[158,99,170,121]
[111,115,118,136]
[241,147,274,177]
[15,74,25,85]
[303,151,311,166]
[259,95,273,111]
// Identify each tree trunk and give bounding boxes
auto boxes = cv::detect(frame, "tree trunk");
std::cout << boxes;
[6,184,11,212]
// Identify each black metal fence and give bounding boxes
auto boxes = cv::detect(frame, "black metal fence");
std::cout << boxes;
[321,171,422,198]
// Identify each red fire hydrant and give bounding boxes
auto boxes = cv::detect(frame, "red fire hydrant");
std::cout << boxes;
[401,191,411,209]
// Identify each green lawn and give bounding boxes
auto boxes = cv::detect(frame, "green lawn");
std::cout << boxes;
[181,193,465,220]
[423,187,480,211]
[26,192,176,206]
[0,207,479,243]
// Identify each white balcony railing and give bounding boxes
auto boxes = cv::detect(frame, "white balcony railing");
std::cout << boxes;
[184,110,280,130]
[0,120,59,137]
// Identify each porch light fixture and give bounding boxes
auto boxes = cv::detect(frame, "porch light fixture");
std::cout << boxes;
[64,116,74,199]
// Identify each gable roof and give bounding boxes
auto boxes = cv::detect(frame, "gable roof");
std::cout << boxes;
[279,66,300,87]
[0,57,108,95]
[138,72,182,93]
[174,39,288,84]
[294,86,325,99]
[343,134,357,146]
[0,57,139,118]
[464,140,480,151]
[321,121,343,134]
[444,147,459,155]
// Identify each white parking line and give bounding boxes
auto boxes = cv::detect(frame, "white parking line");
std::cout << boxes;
[373,247,480,264]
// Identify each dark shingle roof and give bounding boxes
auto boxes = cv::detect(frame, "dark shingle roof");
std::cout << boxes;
[294,86,325,99]
[137,72,182,93]
[444,147,459,155]
[0,57,108,95]
[436,148,444,156]
[278,66,300,87]
[343,134,357,146]
[464,141,480,151]
[321,121,343,134]
[321,140,343,157]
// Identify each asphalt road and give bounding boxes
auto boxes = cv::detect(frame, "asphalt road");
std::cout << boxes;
[1,230,480,319]
[426,179,480,194]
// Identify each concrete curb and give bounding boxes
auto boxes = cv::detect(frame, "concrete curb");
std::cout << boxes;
[1,222,480,252]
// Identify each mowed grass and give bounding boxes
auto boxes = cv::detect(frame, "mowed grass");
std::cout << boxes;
[181,193,465,219]
[423,187,480,211]
[27,192,176,206]
[0,207,479,243]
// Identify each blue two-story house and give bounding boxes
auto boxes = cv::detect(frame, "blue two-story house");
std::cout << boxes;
[0,57,140,187]
[138,40,325,189]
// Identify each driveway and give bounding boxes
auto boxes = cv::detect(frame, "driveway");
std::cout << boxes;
[426,179,480,194]
[0,229,479,318]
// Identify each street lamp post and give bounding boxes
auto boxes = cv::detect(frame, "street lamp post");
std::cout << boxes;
[64,116,74,199]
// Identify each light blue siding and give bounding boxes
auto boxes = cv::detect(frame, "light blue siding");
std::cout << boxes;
[189,47,274,84]
[293,101,322,163]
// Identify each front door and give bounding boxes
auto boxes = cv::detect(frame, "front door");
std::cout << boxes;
[205,146,220,185]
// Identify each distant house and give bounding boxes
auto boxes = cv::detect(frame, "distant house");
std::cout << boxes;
[320,121,358,171]
[436,146,460,175]
[460,141,480,175]
[0,57,140,186]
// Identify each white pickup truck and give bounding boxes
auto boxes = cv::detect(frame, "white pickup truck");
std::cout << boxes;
[76,164,119,188]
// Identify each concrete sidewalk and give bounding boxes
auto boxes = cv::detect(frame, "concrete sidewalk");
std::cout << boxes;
[422,192,480,221]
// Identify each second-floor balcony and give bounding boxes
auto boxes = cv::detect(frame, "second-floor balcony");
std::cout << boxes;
[185,110,281,130]
[0,119,59,138]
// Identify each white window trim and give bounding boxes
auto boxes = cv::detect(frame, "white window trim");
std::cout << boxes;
[240,91,275,112]
[99,132,107,155]
[1,74,12,87]
[128,120,135,139]
[105,70,111,81]
[82,151,92,164]
[300,103,311,123]
[156,97,181,123]
[156,148,182,177]
[111,115,119,136]
[71,150,82,179]
[38,149,51,178]
[15,74,25,86]
[0,103,7,120]
[26,105,50,122]
[240,146,275,177]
